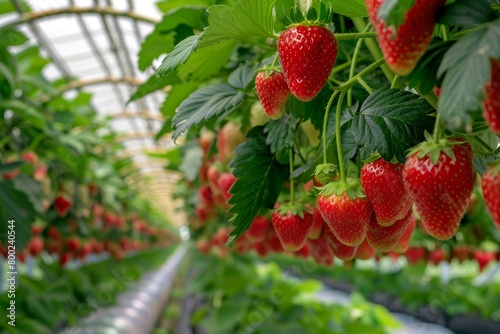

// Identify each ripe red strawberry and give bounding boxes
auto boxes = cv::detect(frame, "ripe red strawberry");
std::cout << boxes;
[403,139,474,240]
[473,250,495,272]
[392,215,417,253]
[278,25,337,102]
[323,226,358,260]
[361,158,412,226]
[267,229,284,253]
[253,240,270,258]
[20,151,38,165]
[482,59,500,134]
[452,245,469,263]
[217,171,237,202]
[309,208,325,240]
[48,226,61,241]
[54,195,72,217]
[405,246,426,265]
[294,242,311,259]
[272,209,313,251]
[317,182,371,247]
[366,0,446,75]
[367,209,412,252]
[355,238,375,260]
[31,225,43,235]
[429,247,446,265]
[59,252,73,267]
[255,70,290,119]
[247,216,270,243]
[28,236,44,257]
[198,185,213,207]
[66,237,80,253]
[309,237,334,266]
[482,163,500,229]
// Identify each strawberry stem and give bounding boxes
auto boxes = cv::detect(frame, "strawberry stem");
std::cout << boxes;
[357,77,373,93]
[322,91,340,164]
[270,53,279,69]
[336,91,348,183]
[347,31,367,106]
[335,57,385,91]
[289,147,295,204]
[433,112,442,144]
[334,32,377,40]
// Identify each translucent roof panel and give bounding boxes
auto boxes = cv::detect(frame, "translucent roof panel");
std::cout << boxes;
[3,0,177,215]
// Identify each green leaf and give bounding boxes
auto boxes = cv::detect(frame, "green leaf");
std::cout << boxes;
[172,83,245,141]
[199,298,248,333]
[406,41,452,95]
[0,161,25,174]
[157,34,204,76]
[180,145,204,181]
[228,63,256,90]
[155,82,200,140]
[437,20,500,132]
[129,71,181,101]
[377,0,416,29]
[322,0,367,17]
[0,0,30,15]
[139,31,176,71]
[438,0,498,26]
[177,41,236,81]
[156,0,213,13]
[0,181,35,251]
[264,113,301,164]
[0,100,46,130]
[351,88,435,163]
[12,174,44,213]
[228,127,289,243]
[0,29,28,46]
[198,0,277,48]
[139,7,207,70]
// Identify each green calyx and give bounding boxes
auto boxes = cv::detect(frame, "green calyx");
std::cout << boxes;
[276,201,310,218]
[313,163,338,183]
[318,177,366,200]
[284,2,333,27]
[407,132,466,165]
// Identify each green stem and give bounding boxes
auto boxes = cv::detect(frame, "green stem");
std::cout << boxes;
[330,55,371,76]
[335,57,386,91]
[322,91,340,164]
[391,75,400,89]
[440,25,450,41]
[336,91,348,183]
[433,112,442,144]
[347,33,366,106]
[270,53,279,69]
[289,147,295,204]
[357,77,373,94]
[351,18,395,83]
[334,32,377,40]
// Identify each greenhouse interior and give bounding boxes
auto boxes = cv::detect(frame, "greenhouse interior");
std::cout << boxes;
[0,0,499,333]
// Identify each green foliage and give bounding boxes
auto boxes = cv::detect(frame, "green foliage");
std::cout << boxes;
[264,113,301,164]
[438,0,498,26]
[438,18,500,132]
[228,128,289,243]
[350,88,435,163]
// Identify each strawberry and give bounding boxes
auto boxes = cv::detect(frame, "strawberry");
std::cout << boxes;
[482,59,500,134]
[33,163,47,181]
[272,208,313,251]
[392,215,417,253]
[247,216,270,243]
[313,163,337,187]
[66,237,80,253]
[28,236,44,257]
[294,242,311,259]
[267,229,284,253]
[253,240,270,258]
[20,151,38,165]
[59,252,73,267]
[217,171,237,202]
[196,240,211,255]
[452,245,469,263]
[309,237,334,266]
[429,247,446,265]
[366,209,412,252]
[366,0,446,75]
[317,180,371,247]
[402,138,474,240]
[405,246,426,265]
[473,250,495,272]
[278,22,337,102]
[323,226,358,260]
[355,238,375,260]
[255,70,290,119]
[482,163,500,229]
[31,225,43,235]
[54,195,72,217]
[361,158,412,226]
[309,208,325,240]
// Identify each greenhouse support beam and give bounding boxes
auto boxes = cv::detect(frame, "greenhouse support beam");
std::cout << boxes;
[0,6,157,32]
